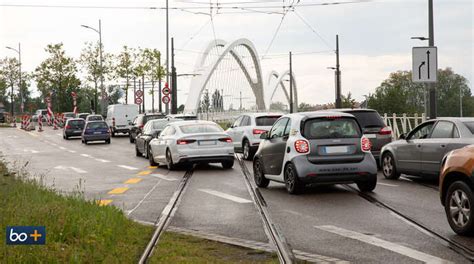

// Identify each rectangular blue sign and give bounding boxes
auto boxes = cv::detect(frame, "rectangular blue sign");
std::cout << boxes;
[6,226,46,245]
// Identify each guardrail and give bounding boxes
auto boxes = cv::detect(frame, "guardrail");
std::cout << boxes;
[383,113,427,140]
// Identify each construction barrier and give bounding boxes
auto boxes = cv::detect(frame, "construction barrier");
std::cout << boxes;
[53,116,58,130]
[25,116,32,131]
[38,114,43,132]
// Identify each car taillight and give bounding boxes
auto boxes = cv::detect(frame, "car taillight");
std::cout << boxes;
[65,125,71,129]
[253,129,267,135]
[177,139,196,145]
[379,126,392,135]
[218,137,233,143]
[294,139,310,153]
[139,124,144,129]
[361,136,372,152]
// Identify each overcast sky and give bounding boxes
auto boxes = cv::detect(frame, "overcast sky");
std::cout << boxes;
[0,0,472,108]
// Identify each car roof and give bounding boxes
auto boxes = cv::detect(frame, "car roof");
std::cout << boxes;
[239,112,284,118]
[171,120,218,126]
[86,120,106,123]
[329,108,378,113]
[88,114,102,117]
[67,118,84,121]
[287,111,355,119]
[436,117,474,122]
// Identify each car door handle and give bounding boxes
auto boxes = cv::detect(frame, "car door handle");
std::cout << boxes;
[416,144,422,148]
[440,144,446,148]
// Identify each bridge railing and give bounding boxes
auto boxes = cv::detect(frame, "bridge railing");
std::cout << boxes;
[383,113,427,140]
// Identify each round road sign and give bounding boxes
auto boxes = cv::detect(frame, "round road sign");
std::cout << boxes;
[162,87,171,96]
[162,96,170,104]
[135,90,143,98]
[135,98,143,104]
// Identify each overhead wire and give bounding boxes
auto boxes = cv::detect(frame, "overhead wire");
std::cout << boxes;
[293,9,333,50]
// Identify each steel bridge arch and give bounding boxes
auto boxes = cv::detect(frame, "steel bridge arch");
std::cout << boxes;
[266,70,298,112]
[184,38,265,113]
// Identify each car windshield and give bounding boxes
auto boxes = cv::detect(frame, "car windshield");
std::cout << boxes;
[179,124,223,134]
[303,117,361,139]
[348,111,385,128]
[87,122,108,129]
[151,120,170,130]
[256,116,281,126]
[88,116,102,121]
[463,122,474,134]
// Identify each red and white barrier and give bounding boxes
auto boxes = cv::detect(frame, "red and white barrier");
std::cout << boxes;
[38,114,43,132]
[25,116,31,131]
[53,116,58,130]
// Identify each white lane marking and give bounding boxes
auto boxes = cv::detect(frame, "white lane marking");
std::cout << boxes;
[378,182,399,187]
[95,158,110,163]
[127,179,162,216]
[68,150,76,153]
[56,133,61,136]
[70,167,87,174]
[23,149,39,154]
[54,166,87,174]
[50,143,58,146]
[150,174,178,181]
[80,154,93,158]
[59,146,66,150]
[315,225,451,264]
[118,165,138,170]
[199,189,252,204]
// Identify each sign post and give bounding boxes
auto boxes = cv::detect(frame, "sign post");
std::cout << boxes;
[162,83,170,114]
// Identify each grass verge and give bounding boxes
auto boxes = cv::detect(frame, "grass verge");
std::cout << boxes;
[150,231,278,263]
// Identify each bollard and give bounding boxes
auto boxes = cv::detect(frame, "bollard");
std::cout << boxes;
[38,114,43,132]
[53,116,58,130]
[25,116,31,131]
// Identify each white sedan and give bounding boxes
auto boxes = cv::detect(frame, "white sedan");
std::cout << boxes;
[148,120,235,170]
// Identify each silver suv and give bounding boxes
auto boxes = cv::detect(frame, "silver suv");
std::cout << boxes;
[226,113,282,160]
[253,111,378,194]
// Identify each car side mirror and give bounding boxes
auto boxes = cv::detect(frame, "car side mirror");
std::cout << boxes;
[399,133,407,140]
[260,132,268,139]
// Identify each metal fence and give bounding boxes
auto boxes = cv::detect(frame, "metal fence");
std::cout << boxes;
[383,113,427,140]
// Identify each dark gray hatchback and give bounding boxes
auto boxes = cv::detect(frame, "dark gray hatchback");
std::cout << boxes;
[63,118,85,139]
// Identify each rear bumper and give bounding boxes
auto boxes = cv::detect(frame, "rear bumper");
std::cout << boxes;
[65,130,83,137]
[177,155,234,164]
[113,126,130,133]
[83,134,110,141]
[291,154,377,184]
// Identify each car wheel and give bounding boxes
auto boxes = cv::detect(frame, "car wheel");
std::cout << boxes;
[357,175,377,192]
[65,135,69,140]
[135,145,141,157]
[242,139,255,161]
[382,152,400,180]
[445,181,474,236]
[84,140,88,145]
[106,139,111,144]
[284,163,304,194]
[63,134,66,139]
[166,149,176,170]
[129,134,135,143]
[149,148,158,166]
[221,159,234,169]
[253,158,269,188]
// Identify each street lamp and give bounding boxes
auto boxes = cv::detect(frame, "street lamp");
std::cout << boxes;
[5,43,22,115]
[81,20,103,114]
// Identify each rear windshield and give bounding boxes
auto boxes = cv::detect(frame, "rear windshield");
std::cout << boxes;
[69,120,85,126]
[347,111,384,128]
[464,122,474,134]
[88,116,103,121]
[64,113,75,117]
[144,115,164,123]
[179,124,223,134]
[152,120,170,130]
[303,117,361,139]
[256,116,281,126]
[87,122,108,129]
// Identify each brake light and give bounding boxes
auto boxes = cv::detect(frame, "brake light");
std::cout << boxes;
[177,139,196,145]
[326,116,341,119]
[361,136,372,152]
[294,139,310,153]
[65,125,71,129]
[253,129,267,135]
[379,126,392,135]
[139,124,144,129]
[218,137,233,143]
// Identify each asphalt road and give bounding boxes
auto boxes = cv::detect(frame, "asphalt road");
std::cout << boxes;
[1,126,473,263]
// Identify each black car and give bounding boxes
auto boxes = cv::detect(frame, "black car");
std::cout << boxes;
[129,113,165,143]
[63,118,86,139]
[135,119,182,158]
[0,112,4,123]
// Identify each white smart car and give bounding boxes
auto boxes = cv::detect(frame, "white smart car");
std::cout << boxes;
[148,120,235,170]
[226,113,282,160]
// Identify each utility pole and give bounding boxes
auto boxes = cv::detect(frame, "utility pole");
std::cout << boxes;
[427,0,436,119]
[171,38,177,114]
[460,86,463,117]
[142,75,145,113]
[138,79,142,114]
[98,19,104,115]
[158,55,162,113]
[335,34,342,109]
[166,0,169,90]
[289,51,293,113]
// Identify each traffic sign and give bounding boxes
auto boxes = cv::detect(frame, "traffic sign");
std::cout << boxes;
[162,87,171,96]
[135,98,143,104]
[412,47,437,83]
[162,96,170,104]
[135,90,143,98]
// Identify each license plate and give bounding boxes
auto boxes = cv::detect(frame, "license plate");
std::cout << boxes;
[325,146,349,154]
[365,134,376,138]
[74,130,82,133]
[94,132,102,134]
[199,140,216,146]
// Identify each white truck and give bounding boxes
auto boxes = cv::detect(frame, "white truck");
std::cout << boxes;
[106,104,139,136]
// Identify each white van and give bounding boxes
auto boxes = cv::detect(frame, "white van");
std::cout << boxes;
[106,104,139,136]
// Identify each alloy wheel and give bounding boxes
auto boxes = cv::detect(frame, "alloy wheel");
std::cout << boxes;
[383,155,393,176]
[243,141,250,159]
[450,189,471,228]
[286,166,295,191]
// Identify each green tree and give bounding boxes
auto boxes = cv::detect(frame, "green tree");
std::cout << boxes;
[0,57,19,112]
[269,102,287,112]
[34,43,81,113]
[106,85,124,105]
[114,46,136,104]
[341,92,357,108]
[298,102,315,112]
[141,48,164,113]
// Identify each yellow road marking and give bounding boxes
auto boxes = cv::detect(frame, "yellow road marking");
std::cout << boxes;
[138,170,152,176]
[108,187,129,194]
[148,166,158,169]
[97,199,113,206]
[124,178,142,184]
